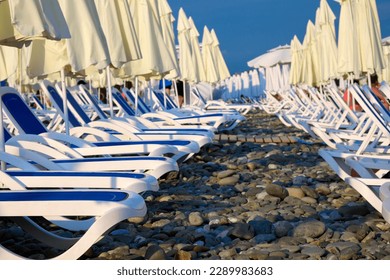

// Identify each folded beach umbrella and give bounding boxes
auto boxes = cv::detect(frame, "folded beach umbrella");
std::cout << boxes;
[315,0,338,84]
[301,20,320,86]
[27,0,110,77]
[177,8,197,83]
[210,29,231,82]
[94,0,141,69]
[0,45,17,81]
[337,0,361,78]
[0,0,71,152]
[337,0,385,82]
[289,35,303,85]
[93,0,143,117]
[202,26,219,84]
[355,0,385,77]
[149,0,180,80]
[119,0,175,80]
[0,0,70,47]
[188,17,207,83]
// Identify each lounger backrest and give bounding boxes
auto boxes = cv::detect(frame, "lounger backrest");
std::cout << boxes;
[3,127,12,142]
[192,87,207,105]
[111,89,136,116]
[350,84,390,135]
[361,84,390,123]
[63,87,94,125]
[43,83,84,127]
[152,90,176,110]
[122,88,151,114]
[1,87,48,135]
[79,85,108,120]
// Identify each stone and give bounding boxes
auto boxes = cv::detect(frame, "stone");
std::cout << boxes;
[301,197,317,204]
[217,170,236,179]
[301,185,319,199]
[229,223,255,240]
[287,187,305,198]
[338,204,371,217]
[188,212,204,226]
[175,250,194,260]
[292,175,308,185]
[248,220,273,235]
[145,245,167,260]
[265,184,288,199]
[293,221,326,238]
[219,248,237,259]
[219,176,240,186]
[301,246,326,258]
[315,184,331,195]
[274,221,293,238]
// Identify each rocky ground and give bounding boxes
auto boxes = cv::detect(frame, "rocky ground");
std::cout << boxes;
[1,110,390,260]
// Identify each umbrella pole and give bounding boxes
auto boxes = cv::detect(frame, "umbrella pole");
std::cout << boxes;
[0,87,4,170]
[61,68,70,136]
[148,81,153,108]
[106,66,114,118]
[367,74,372,88]
[18,49,22,94]
[183,80,187,107]
[89,79,92,93]
[135,76,139,116]
[173,80,179,108]
[163,78,167,109]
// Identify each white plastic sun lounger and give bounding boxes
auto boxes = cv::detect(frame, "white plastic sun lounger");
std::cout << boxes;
[39,82,202,161]
[0,187,146,260]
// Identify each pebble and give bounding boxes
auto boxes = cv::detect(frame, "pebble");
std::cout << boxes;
[265,184,289,199]
[293,221,326,238]
[188,212,204,226]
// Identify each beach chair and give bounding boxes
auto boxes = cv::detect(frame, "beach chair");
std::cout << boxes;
[0,87,179,179]
[142,88,246,131]
[39,81,203,162]
[109,89,215,144]
[190,85,254,115]
[0,187,146,259]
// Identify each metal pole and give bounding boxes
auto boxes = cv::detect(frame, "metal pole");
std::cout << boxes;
[61,68,70,135]
[106,66,114,118]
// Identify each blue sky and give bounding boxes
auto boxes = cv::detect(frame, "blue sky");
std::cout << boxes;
[168,0,390,74]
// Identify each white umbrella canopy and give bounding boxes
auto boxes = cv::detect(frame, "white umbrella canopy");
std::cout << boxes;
[0,45,18,81]
[177,8,197,83]
[202,26,219,84]
[0,0,71,153]
[337,0,385,80]
[355,0,386,76]
[0,0,70,47]
[27,0,111,77]
[300,20,320,86]
[118,0,175,80]
[315,0,338,84]
[247,44,291,68]
[94,0,142,69]
[289,35,303,85]
[337,0,363,78]
[150,0,180,79]
[210,29,231,81]
[188,17,206,83]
